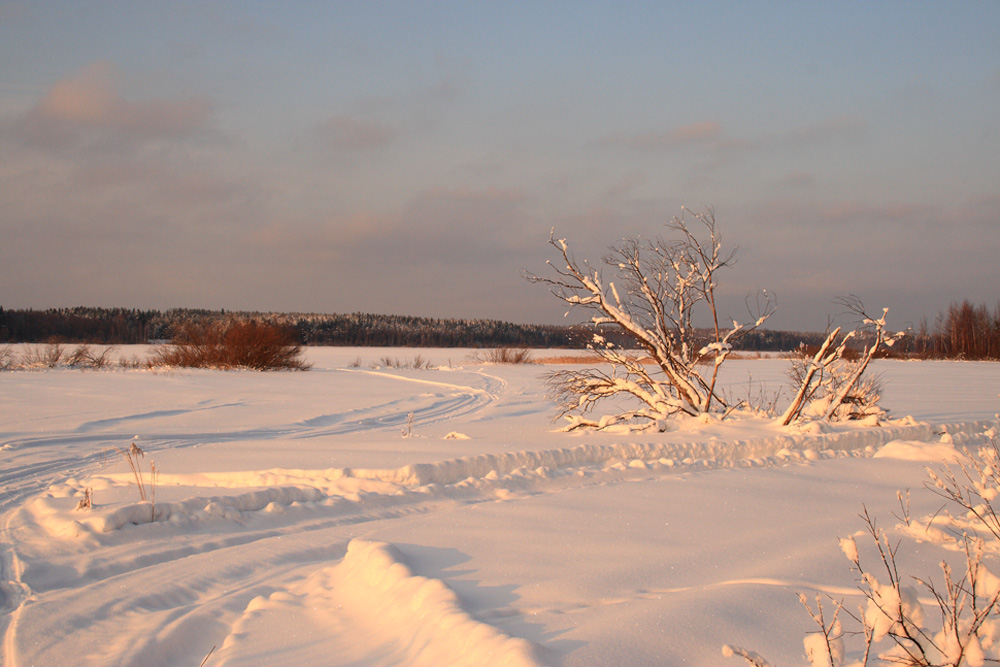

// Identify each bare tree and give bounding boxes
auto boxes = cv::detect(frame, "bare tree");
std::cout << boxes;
[528,208,774,430]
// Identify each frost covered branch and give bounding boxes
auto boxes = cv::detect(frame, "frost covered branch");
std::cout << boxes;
[529,208,774,429]
[722,644,775,666]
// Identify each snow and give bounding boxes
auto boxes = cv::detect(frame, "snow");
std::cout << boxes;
[1,348,999,665]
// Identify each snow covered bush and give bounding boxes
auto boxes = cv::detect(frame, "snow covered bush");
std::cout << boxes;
[528,207,774,430]
[780,299,905,426]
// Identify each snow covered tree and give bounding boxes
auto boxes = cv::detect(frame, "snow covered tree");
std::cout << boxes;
[529,207,774,430]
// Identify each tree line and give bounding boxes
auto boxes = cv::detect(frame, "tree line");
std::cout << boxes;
[0,306,830,351]
[906,300,1000,360]
[0,307,577,348]
[2,303,994,358]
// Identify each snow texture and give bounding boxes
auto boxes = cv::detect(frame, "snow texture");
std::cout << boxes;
[1,347,999,665]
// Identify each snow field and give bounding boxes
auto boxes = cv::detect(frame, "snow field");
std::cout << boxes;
[1,348,999,665]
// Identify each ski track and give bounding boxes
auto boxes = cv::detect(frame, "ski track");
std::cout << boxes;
[2,360,998,666]
[0,369,504,511]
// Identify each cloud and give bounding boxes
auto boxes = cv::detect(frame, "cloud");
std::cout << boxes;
[781,115,866,146]
[231,183,548,317]
[316,114,396,152]
[775,171,815,189]
[614,120,725,150]
[12,61,212,151]
[605,172,648,198]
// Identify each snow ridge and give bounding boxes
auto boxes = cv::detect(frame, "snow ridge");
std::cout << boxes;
[386,420,985,487]
[32,419,994,539]
[334,540,541,667]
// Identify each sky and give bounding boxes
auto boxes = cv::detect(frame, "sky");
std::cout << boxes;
[1,1,998,331]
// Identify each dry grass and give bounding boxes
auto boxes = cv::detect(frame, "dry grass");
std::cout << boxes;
[109,441,159,522]
[369,355,434,370]
[470,347,535,364]
[534,353,605,365]
[535,352,654,365]
[535,351,775,365]
[2,342,120,370]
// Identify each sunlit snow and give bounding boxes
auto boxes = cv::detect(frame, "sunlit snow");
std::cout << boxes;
[1,347,999,665]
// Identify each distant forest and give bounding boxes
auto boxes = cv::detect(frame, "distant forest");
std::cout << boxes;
[1,303,996,358]
[1,306,827,351]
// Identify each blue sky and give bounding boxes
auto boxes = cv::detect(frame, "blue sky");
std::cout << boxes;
[2,1,998,330]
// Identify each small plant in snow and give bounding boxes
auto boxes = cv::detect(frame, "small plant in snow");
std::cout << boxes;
[75,488,93,511]
[724,375,783,418]
[402,412,414,437]
[113,441,159,521]
[800,593,848,667]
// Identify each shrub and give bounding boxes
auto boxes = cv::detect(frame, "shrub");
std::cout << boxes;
[0,345,14,370]
[21,341,65,368]
[471,347,535,364]
[150,320,309,370]
[65,344,117,369]
[371,355,434,370]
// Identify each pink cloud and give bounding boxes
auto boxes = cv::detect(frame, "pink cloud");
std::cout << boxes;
[15,61,211,149]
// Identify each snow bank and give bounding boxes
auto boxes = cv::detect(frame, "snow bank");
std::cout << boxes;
[330,540,541,667]
[873,440,968,463]
[214,540,542,667]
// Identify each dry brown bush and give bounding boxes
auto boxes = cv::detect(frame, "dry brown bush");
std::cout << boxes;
[150,320,309,370]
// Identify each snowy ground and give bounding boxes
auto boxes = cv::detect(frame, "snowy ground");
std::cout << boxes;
[1,347,998,666]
